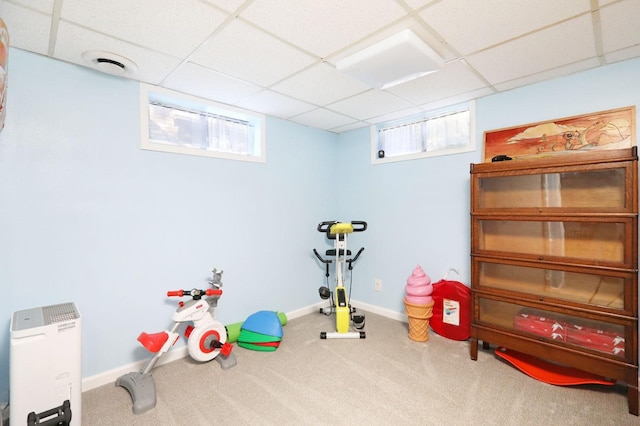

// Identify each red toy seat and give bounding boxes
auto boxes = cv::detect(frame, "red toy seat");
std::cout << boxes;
[138,331,169,353]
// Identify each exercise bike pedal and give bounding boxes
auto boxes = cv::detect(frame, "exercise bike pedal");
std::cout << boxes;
[352,314,365,330]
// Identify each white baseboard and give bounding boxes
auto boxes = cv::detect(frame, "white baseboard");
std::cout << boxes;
[81,303,341,392]
[350,299,407,323]
[81,345,189,392]
[281,302,326,321]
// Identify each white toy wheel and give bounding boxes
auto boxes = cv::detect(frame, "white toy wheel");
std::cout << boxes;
[187,322,227,362]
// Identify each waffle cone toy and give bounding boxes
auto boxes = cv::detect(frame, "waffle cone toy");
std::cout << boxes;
[404,299,435,341]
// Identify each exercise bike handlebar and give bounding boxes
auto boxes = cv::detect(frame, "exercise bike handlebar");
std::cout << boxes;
[350,221,367,232]
[167,288,223,298]
[313,248,331,264]
[349,247,365,264]
[316,220,367,234]
[313,246,365,266]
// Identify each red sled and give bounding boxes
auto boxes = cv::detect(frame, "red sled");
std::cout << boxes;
[430,273,471,341]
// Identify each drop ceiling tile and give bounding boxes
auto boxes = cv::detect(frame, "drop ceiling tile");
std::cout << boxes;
[4,0,54,14]
[328,90,412,121]
[605,45,640,64]
[162,62,262,106]
[600,0,640,53]
[54,22,182,84]
[366,107,425,124]
[493,57,600,92]
[235,90,316,119]
[60,0,229,57]
[272,62,370,106]
[189,20,316,87]
[5,0,640,135]
[465,14,596,85]
[240,0,407,57]
[201,0,246,13]
[417,88,494,112]
[403,0,434,10]
[420,0,590,55]
[330,120,369,133]
[1,2,52,54]
[289,107,356,131]
[386,59,486,105]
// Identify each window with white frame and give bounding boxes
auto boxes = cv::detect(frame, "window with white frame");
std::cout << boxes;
[371,101,475,164]
[140,83,266,162]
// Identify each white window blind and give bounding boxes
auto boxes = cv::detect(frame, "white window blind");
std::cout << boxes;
[372,102,475,164]
[140,84,265,162]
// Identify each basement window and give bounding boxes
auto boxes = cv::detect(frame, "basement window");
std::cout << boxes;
[140,83,265,162]
[371,101,475,164]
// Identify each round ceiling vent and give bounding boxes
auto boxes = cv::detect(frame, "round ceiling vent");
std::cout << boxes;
[81,51,138,77]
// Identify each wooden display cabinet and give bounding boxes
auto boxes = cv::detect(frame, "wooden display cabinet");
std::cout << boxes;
[469,148,638,415]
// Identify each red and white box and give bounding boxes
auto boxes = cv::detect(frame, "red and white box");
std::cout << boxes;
[514,309,567,341]
[566,322,625,356]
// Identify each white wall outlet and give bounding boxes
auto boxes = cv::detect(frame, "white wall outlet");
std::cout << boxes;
[374,278,382,292]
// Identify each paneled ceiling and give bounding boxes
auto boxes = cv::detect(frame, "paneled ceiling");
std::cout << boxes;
[2,0,640,133]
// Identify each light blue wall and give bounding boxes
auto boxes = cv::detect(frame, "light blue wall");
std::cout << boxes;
[336,128,476,313]
[1,47,639,401]
[337,57,640,316]
[0,49,337,400]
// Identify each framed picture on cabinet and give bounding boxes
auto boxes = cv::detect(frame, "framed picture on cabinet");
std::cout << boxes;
[482,106,636,162]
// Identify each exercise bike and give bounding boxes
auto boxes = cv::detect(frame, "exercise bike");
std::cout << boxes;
[116,268,236,414]
[313,220,367,339]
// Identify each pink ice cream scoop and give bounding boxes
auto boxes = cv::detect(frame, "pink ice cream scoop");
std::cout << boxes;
[405,265,433,305]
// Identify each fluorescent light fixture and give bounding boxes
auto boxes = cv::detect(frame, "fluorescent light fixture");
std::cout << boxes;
[336,29,444,90]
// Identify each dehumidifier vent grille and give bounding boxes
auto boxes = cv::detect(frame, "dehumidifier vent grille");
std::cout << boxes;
[43,303,79,324]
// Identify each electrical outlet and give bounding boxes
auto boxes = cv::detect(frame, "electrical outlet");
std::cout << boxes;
[374,278,382,292]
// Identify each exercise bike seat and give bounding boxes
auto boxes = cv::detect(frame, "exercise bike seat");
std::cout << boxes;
[138,331,170,353]
[330,222,354,235]
[326,249,352,256]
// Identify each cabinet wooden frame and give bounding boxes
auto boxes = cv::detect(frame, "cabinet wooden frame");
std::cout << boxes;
[469,147,639,416]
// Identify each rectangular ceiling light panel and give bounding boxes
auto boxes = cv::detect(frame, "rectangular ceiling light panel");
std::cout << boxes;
[336,29,444,90]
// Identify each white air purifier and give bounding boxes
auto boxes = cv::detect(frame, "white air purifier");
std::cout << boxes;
[10,303,81,425]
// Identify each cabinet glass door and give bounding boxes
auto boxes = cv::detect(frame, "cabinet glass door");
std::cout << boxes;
[476,219,631,266]
[476,297,629,360]
[474,166,630,212]
[475,259,629,311]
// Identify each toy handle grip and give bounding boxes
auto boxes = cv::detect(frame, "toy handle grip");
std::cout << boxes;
[167,290,184,297]
[207,289,222,296]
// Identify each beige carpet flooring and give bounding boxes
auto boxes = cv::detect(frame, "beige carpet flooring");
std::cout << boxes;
[81,310,638,425]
